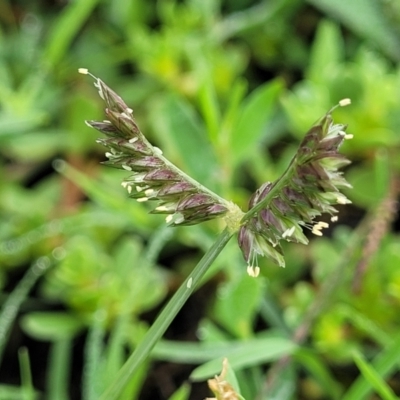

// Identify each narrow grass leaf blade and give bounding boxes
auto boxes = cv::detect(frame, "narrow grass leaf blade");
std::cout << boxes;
[190,337,296,381]
[198,78,220,144]
[307,0,400,62]
[351,351,398,400]
[307,20,344,83]
[262,359,296,400]
[99,229,233,400]
[342,333,400,400]
[294,348,342,400]
[83,310,107,400]
[230,79,283,164]
[42,0,101,68]
[150,93,219,187]
[168,383,191,400]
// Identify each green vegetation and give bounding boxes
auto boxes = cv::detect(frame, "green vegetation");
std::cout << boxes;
[1,1,400,399]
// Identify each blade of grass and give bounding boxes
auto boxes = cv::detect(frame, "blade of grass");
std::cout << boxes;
[42,0,101,68]
[152,334,293,365]
[99,228,233,400]
[342,333,400,400]
[294,348,342,400]
[0,257,52,365]
[259,295,291,337]
[351,351,398,400]
[53,160,151,232]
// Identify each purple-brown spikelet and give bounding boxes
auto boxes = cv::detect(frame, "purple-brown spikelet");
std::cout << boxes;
[239,103,352,275]
[79,69,233,226]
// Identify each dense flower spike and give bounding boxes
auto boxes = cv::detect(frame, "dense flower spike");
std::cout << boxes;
[80,69,352,276]
[238,103,352,272]
[79,69,234,226]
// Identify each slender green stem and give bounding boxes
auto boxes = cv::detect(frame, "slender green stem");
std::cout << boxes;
[47,339,72,400]
[99,228,233,400]
[83,309,107,400]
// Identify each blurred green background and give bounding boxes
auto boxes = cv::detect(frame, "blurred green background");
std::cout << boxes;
[1,0,400,399]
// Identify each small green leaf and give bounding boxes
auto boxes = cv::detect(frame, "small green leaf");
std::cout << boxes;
[230,79,283,163]
[150,93,219,188]
[307,0,400,62]
[190,336,296,381]
[0,111,47,137]
[20,312,84,341]
[342,333,400,400]
[294,348,342,400]
[198,78,221,144]
[168,383,191,400]
[212,275,264,338]
[42,0,102,67]
[307,20,344,83]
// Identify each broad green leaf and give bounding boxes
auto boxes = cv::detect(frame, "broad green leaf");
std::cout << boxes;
[230,79,283,164]
[307,0,400,62]
[212,275,264,338]
[150,93,219,188]
[0,112,47,137]
[190,336,296,381]
[307,20,344,83]
[261,360,296,400]
[198,78,221,144]
[55,162,152,231]
[345,163,382,209]
[20,312,84,341]
[0,385,39,400]
[2,130,67,161]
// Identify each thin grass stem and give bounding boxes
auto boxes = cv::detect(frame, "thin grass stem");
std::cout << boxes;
[99,228,233,400]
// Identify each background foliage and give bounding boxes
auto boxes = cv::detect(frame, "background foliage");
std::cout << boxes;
[1,0,400,399]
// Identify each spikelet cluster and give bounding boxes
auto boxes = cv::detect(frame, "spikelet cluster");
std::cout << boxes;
[80,69,352,276]
[238,104,352,275]
[80,69,232,226]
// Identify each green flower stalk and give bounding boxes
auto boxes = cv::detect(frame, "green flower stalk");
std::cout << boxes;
[79,69,241,227]
[80,69,352,277]
[239,100,353,276]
